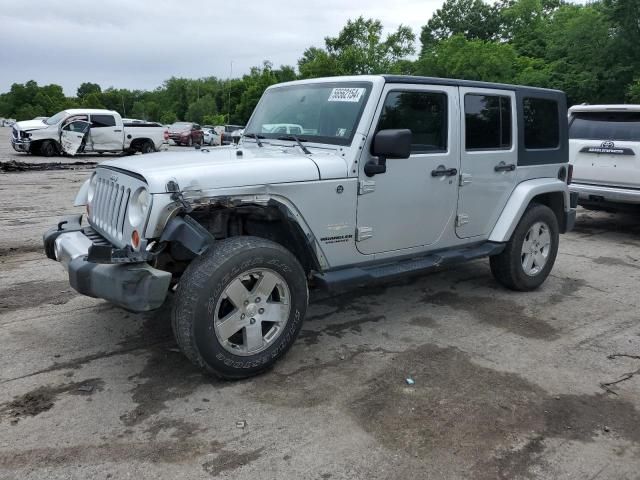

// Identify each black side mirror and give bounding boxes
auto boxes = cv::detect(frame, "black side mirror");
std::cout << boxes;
[365,129,412,177]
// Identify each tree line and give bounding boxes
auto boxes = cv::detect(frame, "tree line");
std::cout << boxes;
[1,0,638,124]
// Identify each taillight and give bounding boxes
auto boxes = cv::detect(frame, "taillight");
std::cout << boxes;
[567,164,573,185]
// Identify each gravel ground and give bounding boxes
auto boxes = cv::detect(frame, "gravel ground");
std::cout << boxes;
[1,128,640,479]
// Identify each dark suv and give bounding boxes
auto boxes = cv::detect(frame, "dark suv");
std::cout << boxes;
[168,122,204,146]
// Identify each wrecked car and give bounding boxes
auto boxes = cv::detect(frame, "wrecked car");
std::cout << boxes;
[44,75,576,378]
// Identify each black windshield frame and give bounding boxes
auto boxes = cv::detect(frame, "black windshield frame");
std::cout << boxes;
[244,81,372,147]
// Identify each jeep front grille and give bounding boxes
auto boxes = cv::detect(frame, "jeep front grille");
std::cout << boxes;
[90,177,131,241]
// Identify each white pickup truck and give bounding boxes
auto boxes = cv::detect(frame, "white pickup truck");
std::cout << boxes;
[11,109,165,157]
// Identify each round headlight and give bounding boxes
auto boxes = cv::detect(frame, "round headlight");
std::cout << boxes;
[87,174,97,203]
[128,187,151,227]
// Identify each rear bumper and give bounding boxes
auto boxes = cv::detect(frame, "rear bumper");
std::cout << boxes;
[571,182,640,205]
[43,215,171,312]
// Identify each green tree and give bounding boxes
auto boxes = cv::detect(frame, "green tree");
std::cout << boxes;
[299,17,415,78]
[77,82,102,100]
[159,111,177,124]
[203,114,226,126]
[415,35,522,83]
[420,0,501,54]
[15,103,40,121]
[82,92,106,109]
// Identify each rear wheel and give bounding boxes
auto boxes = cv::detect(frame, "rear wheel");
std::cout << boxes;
[40,140,57,157]
[172,236,308,379]
[490,203,559,291]
[140,141,155,154]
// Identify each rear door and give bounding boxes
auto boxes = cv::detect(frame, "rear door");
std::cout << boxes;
[456,88,517,238]
[89,114,123,151]
[569,111,640,188]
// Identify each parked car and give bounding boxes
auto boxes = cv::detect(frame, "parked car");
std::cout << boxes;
[167,122,204,146]
[1,118,16,127]
[261,123,304,135]
[216,124,244,145]
[44,75,575,379]
[202,127,221,146]
[11,109,165,156]
[568,104,640,211]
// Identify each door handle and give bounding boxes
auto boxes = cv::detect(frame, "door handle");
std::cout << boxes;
[494,163,516,172]
[114,129,122,132]
[431,167,458,177]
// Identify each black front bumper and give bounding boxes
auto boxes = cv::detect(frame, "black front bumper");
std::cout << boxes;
[43,215,171,312]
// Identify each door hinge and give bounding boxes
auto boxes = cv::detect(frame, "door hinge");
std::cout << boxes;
[358,180,376,195]
[356,226,373,241]
[459,173,472,187]
[456,214,469,227]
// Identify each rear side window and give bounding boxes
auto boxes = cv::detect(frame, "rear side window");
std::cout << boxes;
[465,94,512,150]
[569,112,640,141]
[523,98,559,149]
[377,91,448,153]
[91,115,116,128]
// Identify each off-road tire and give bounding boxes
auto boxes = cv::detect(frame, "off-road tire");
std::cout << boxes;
[40,140,57,157]
[490,203,559,291]
[172,236,308,379]
[140,141,155,154]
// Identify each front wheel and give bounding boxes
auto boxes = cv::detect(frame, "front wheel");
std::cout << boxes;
[40,140,57,157]
[186,137,193,147]
[490,203,559,291]
[172,236,308,379]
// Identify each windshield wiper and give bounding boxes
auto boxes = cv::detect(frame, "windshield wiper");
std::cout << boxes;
[243,132,264,147]
[277,135,311,155]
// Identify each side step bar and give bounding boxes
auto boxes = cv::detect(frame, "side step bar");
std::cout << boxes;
[312,242,505,291]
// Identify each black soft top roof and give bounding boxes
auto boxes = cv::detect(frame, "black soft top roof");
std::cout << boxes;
[383,75,564,96]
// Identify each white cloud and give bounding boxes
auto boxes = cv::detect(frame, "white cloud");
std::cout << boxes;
[0,0,442,95]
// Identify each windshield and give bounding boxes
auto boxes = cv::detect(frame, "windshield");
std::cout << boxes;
[45,111,68,125]
[244,82,372,146]
[169,122,192,131]
[570,111,640,142]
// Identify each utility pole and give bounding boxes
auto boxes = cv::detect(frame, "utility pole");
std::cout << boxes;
[227,61,233,124]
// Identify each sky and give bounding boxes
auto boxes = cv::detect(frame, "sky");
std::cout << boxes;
[0,0,443,96]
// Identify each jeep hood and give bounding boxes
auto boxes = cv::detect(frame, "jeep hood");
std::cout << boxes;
[100,147,344,193]
[15,119,48,131]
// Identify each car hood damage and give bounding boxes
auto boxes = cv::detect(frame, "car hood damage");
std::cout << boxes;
[14,119,48,132]
[100,146,332,193]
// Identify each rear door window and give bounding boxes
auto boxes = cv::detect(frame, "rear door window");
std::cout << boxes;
[523,98,559,149]
[569,112,640,141]
[465,94,512,150]
[91,115,116,128]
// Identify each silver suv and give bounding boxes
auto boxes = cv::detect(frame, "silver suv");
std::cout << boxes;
[44,75,576,379]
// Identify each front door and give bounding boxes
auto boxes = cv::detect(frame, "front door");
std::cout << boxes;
[89,114,122,151]
[456,88,518,238]
[356,84,460,255]
[60,120,91,156]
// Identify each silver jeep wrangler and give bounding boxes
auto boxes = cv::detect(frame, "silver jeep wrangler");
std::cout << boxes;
[44,75,576,378]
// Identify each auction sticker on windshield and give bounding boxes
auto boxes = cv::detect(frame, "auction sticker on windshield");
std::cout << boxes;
[328,88,365,102]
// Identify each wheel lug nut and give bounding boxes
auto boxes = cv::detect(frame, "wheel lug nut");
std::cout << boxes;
[255,297,261,303]
[259,308,264,314]
[244,300,249,306]
[250,318,256,324]
[241,313,246,319]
